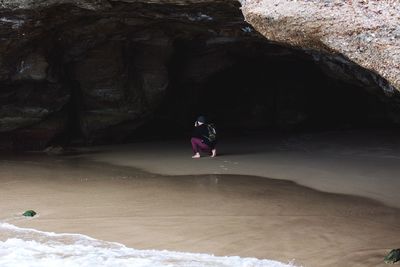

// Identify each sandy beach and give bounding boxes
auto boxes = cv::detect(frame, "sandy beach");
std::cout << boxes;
[82,130,400,209]
[1,130,400,266]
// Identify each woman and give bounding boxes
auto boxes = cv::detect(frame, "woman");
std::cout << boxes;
[191,116,217,158]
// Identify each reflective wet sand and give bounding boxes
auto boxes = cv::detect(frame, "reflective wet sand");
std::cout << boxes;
[0,155,399,267]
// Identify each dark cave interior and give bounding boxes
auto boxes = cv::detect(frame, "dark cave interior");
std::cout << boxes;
[129,39,395,141]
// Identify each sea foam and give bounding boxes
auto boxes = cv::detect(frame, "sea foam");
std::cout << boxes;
[0,223,296,267]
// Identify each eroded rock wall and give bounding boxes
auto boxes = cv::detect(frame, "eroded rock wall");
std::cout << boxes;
[241,0,400,94]
[0,1,256,148]
[0,0,399,149]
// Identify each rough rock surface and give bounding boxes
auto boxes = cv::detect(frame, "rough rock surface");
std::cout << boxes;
[241,0,400,93]
[0,0,399,149]
[0,0,258,148]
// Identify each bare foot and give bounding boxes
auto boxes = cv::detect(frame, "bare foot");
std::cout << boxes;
[211,149,217,158]
[192,153,201,159]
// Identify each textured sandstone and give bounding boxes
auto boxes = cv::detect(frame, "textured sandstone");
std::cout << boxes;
[241,0,400,93]
[0,0,254,148]
[0,0,399,149]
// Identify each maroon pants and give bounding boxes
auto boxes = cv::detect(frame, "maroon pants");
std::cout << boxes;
[191,137,211,154]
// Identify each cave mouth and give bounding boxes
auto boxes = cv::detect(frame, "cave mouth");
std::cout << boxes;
[128,39,397,142]
[1,1,399,149]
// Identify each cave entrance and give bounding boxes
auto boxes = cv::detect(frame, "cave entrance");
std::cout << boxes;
[130,38,395,141]
[3,1,398,149]
[55,0,398,145]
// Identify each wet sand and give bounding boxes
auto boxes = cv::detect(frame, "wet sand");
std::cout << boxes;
[1,134,400,267]
[80,130,400,209]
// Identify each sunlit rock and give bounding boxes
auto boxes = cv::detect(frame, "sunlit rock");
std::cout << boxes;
[241,0,400,93]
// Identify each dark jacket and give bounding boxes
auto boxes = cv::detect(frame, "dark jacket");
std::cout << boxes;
[192,124,216,148]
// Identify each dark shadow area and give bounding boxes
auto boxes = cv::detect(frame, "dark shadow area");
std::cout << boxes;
[128,39,396,142]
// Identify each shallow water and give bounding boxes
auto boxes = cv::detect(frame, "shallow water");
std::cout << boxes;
[0,154,399,267]
[82,130,400,209]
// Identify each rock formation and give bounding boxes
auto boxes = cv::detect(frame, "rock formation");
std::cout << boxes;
[241,0,400,94]
[0,0,257,149]
[0,0,399,150]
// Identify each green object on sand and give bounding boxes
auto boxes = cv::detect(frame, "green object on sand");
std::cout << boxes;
[22,210,37,217]
[384,249,400,264]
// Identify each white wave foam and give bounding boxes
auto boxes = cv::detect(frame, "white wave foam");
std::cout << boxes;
[0,223,296,267]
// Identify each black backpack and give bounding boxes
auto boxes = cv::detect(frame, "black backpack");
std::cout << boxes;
[205,123,217,143]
